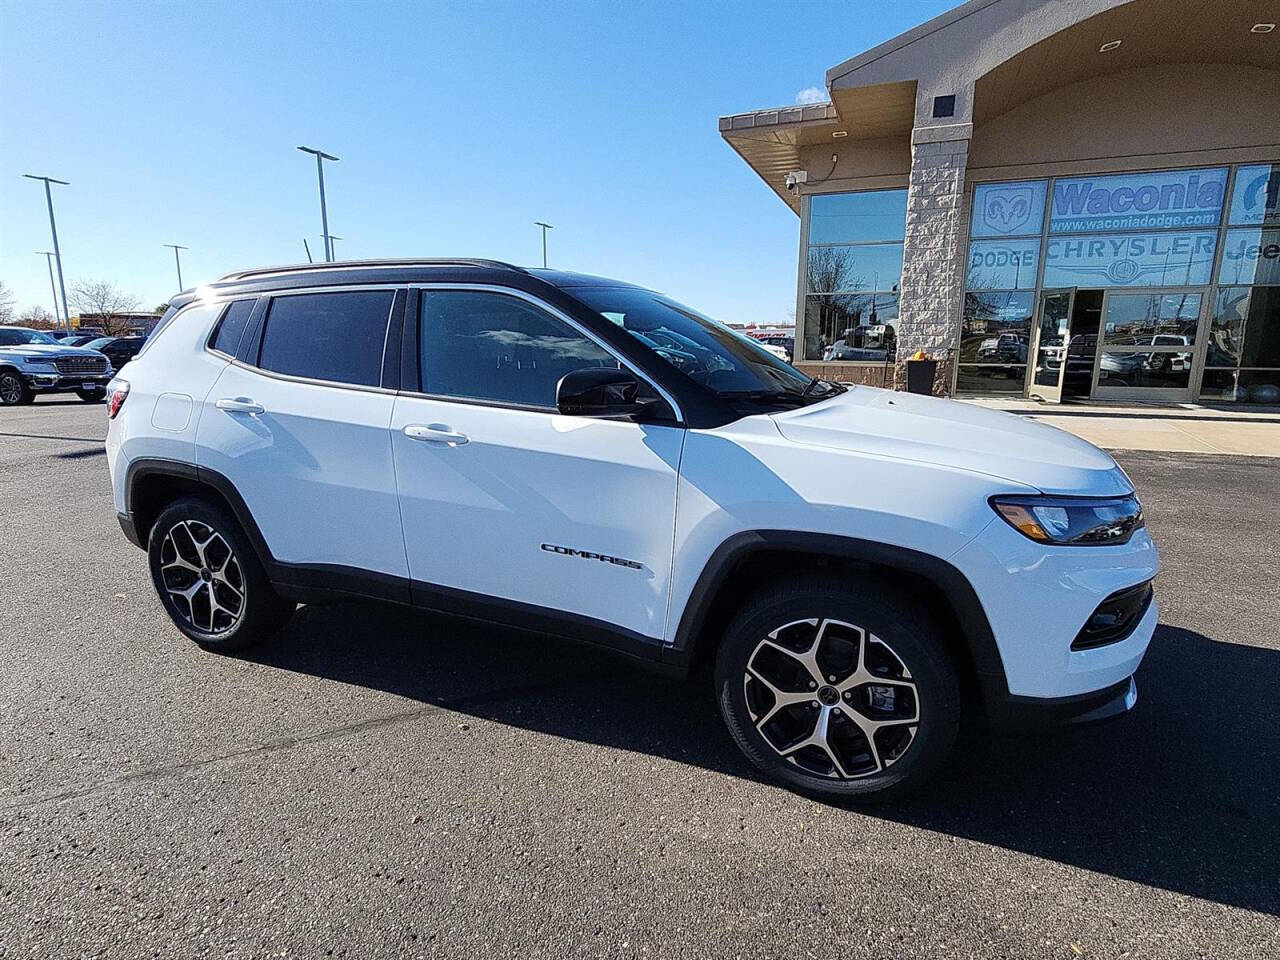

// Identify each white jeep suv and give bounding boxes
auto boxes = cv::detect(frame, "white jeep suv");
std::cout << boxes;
[106,260,1158,801]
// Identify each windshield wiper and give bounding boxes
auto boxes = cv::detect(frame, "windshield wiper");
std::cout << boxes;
[800,376,846,399]
[715,389,807,406]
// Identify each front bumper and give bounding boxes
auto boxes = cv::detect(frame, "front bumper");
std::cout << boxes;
[25,371,112,393]
[953,517,1159,701]
[986,675,1138,733]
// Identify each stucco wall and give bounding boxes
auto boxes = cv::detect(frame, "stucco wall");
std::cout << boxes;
[796,134,912,190]
[969,63,1280,174]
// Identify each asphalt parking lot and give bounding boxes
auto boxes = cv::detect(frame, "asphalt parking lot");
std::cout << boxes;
[2,397,1278,959]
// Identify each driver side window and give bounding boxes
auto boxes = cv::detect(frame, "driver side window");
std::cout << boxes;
[419,291,619,408]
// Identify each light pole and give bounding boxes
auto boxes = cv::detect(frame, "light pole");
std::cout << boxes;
[325,235,342,260]
[298,146,339,262]
[36,251,67,336]
[534,221,554,268]
[163,243,188,291]
[23,174,71,334]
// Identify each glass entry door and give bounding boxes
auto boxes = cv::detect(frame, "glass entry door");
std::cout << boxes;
[1028,288,1074,403]
[1093,291,1204,402]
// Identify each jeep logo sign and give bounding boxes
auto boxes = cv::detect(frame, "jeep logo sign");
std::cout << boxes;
[1050,168,1227,234]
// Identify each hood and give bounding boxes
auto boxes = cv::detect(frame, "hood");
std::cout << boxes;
[0,344,107,359]
[771,387,1132,497]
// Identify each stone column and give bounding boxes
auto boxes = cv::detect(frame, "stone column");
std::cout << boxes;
[894,122,972,396]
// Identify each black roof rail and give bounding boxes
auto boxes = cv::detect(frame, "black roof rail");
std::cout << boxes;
[217,258,527,282]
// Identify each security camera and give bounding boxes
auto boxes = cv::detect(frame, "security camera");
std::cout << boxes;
[784,170,808,192]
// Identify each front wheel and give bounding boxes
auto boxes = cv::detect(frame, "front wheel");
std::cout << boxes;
[715,575,960,802]
[147,497,295,652]
[0,370,32,406]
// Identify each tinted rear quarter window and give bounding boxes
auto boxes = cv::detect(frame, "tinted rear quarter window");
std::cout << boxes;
[210,300,255,356]
[257,290,393,387]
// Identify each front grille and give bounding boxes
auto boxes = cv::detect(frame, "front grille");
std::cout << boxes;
[54,356,108,375]
[1071,581,1154,651]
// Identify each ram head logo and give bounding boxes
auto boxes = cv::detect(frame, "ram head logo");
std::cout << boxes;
[981,185,1036,235]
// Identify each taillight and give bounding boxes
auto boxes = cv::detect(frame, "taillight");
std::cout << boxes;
[106,378,130,419]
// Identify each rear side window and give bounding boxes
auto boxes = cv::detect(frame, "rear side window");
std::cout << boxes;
[257,290,394,387]
[210,299,255,356]
[420,290,617,407]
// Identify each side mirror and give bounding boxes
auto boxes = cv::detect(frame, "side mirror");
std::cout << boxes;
[556,367,648,418]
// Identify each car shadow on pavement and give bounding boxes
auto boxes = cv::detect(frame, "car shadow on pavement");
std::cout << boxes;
[247,607,1279,917]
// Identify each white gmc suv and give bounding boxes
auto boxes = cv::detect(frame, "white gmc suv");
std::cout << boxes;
[106,260,1158,801]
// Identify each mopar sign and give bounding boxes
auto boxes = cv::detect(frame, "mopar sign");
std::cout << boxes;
[1228,164,1280,226]
[1049,168,1227,234]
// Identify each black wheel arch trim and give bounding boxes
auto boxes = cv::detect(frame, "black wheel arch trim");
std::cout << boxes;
[121,457,671,671]
[124,465,1008,693]
[663,529,1011,701]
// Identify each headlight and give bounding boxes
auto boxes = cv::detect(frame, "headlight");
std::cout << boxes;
[990,494,1143,545]
[22,356,56,366]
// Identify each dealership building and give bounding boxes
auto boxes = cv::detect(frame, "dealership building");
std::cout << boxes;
[720,0,1280,403]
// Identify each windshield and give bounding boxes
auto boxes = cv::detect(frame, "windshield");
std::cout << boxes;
[84,337,113,350]
[0,328,60,346]
[571,287,816,397]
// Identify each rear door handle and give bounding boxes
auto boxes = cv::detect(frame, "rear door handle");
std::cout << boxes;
[404,423,469,446]
[215,397,265,416]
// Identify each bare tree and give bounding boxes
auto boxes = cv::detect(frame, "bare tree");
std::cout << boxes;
[0,281,16,324]
[71,280,141,336]
[18,306,59,331]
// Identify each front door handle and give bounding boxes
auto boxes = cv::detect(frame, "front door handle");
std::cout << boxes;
[404,423,469,446]
[215,397,265,416]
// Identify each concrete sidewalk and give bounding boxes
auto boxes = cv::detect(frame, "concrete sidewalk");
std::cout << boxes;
[960,398,1280,457]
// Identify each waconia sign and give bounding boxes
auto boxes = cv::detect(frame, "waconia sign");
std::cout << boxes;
[1049,168,1227,233]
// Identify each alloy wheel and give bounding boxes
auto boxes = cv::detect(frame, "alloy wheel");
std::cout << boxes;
[0,373,23,405]
[743,618,921,779]
[158,520,246,634]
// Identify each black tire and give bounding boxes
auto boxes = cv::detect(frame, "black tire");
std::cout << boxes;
[714,574,960,802]
[76,388,106,403]
[0,370,32,406]
[147,497,295,652]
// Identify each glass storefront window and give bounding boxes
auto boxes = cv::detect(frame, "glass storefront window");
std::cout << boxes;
[1217,228,1280,286]
[956,292,1034,392]
[802,188,907,361]
[1238,285,1280,368]
[970,181,1047,238]
[1101,293,1201,346]
[1096,354,1192,390]
[803,294,899,362]
[806,243,903,294]
[1228,164,1280,226]
[1200,368,1280,404]
[809,191,908,245]
[954,161,1280,401]
[1206,286,1249,367]
[959,292,1034,362]
[1049,168,1227,234]
[965,239,1040,290]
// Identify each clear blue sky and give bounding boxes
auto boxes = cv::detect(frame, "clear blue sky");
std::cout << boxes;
[1,0,951,325]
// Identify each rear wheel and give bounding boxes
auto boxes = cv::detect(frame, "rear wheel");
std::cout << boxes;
[0,371,31,406]
[147,497,295,652]
[715,575,960,802]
